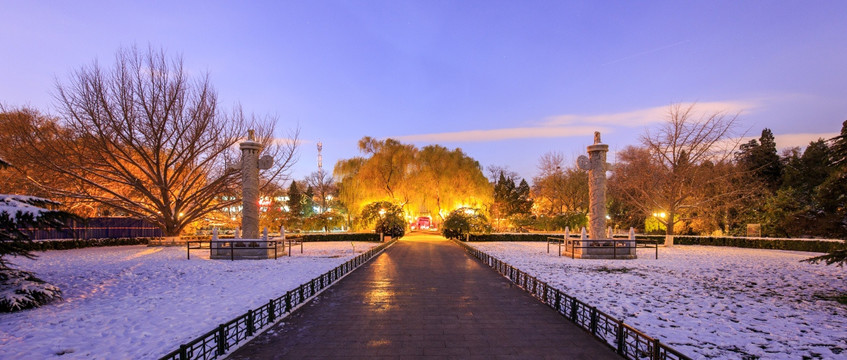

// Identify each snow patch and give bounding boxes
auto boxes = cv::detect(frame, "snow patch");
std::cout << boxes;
[0,242,379,359]
[468,242,847,359]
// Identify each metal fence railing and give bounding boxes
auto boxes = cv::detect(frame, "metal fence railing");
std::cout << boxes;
[546,237,660,259]
[454,240,691,360]
[22,217,164,240]
[159,239,396,360]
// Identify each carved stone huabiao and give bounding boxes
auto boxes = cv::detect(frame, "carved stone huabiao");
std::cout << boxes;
[239,130,273,239]
[577,131,612,240]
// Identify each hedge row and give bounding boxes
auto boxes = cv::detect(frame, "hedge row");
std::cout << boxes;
[299,233,381,242]
[467,233,555,242]
[25,237,150,251]
[646,235,845,253]
[467,233,846,253]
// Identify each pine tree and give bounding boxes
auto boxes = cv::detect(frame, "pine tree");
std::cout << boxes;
[515,179,533,215]
[286,181,303,217]
[737,129,783,192]
[813,120,847,237]
[1,159,67,311]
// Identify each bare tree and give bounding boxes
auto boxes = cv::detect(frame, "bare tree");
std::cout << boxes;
[11,46,297,236]
[610,103,742,245]
[531,152,589,216]
[485,165,519,183]
[306,168,336,213]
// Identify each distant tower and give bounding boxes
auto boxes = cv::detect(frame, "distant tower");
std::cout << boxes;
[317,141,323,172]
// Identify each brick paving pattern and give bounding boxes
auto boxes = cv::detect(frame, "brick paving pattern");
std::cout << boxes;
[228,233,620,359]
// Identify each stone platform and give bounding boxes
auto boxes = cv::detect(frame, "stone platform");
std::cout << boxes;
[561,239,637,259]
[210,240,284,260]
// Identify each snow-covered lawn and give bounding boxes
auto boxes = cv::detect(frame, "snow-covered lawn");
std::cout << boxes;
[468,242,847,360]
[0,242,380,359]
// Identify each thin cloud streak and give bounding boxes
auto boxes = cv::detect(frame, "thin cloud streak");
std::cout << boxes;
[394,126,603,143]
[710,132,839,156]
[542,101,757,127]
[394,101,759,144]
[766,133,837,149]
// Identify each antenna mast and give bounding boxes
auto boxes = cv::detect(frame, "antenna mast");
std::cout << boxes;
[317,141,323,172]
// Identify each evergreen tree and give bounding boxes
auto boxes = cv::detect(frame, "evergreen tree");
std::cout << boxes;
[491,173,533,230]
[492,172,516,220]
[781,139,832,201]
[737,128,783,192]
[813,120,847,237]
[303,185,316,217]
[514,179,533,215]
[286,181,303,217]
[1,159,68,311]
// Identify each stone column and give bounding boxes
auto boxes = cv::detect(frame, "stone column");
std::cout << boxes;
[577,131,611,240]
[240,130,262,239]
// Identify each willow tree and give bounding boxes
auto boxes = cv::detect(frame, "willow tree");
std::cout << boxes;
[334,138,491,229]
[413,145,492,223]
[10,46,297,236]
[610,103,742,245]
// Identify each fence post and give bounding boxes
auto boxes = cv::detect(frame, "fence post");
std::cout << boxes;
[590,306,598,334]
[247,309,254,336]
[268,299,276,322]
[217,324,226,355]
[653,339,661,360]
[179,344,188,360]
[554,291,561,312]
[616,322,625,355]
[285,291,291,312]
[570,298,578,321]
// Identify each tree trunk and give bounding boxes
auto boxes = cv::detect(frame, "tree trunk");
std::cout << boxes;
[665,209,675,247]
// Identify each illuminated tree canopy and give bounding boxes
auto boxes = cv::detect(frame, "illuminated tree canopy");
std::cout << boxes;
[334,138,491,230]
[6,47,298,236]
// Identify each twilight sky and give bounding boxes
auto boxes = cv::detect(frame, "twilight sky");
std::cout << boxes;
[2,1,846,181]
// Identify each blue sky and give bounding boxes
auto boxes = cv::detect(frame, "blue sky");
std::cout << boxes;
[2,1,846,181]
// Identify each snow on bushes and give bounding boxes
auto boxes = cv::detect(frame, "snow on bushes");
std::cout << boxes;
[0,267,62,312]
[1,194,68,312]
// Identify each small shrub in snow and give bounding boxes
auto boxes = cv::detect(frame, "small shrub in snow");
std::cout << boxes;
[442,208,491,240]
[0,267,62,312]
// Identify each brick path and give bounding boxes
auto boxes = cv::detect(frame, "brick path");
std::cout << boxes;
[228,233,620,359]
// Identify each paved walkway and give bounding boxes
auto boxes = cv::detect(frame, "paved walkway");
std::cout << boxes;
[228,233,620,359]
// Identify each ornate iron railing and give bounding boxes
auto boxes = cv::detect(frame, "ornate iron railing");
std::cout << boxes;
[159,239,396,360]
[454,240,691,360]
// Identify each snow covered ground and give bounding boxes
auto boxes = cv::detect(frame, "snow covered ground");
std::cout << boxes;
[0,242,380,359]
[468,242,847,359]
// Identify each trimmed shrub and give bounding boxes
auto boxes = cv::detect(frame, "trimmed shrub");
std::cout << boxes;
[375,214,406,238]
[467,233,846,253]
[20,237,149,252]
[300,233,381,242]
[467,233,554,242]
[668,236,845,253]
[442,208,492,240]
